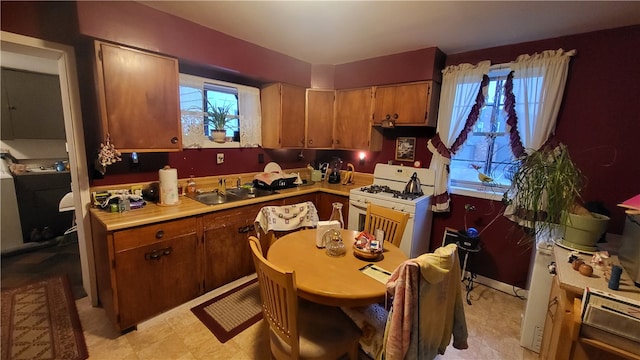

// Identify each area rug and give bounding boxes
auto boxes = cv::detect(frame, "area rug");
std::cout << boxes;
[1,275,88,360]
[191,278,263,343]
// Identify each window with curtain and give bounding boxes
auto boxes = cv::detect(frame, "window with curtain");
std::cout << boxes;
[179,73,262,148]
[430,49,575,211]
[450,68,516,194]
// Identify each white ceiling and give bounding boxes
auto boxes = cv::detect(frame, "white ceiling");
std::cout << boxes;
[140,1,640,65]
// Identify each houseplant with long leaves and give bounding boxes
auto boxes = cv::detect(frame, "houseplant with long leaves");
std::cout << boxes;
[206,101,234,143]
[504,142,608,248]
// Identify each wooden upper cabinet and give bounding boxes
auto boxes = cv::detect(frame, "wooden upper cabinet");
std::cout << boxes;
[373,81,440,127]
[94,41,181,152]
[305,89,335,149]
[334,87,382,151]
[261,83,306,149]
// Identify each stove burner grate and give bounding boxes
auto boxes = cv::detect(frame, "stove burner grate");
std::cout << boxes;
[360,185,392,194]
[358,185,423,201]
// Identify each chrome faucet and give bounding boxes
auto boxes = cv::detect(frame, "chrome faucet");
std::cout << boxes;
[236,177,242,189]
[218,177,226,195]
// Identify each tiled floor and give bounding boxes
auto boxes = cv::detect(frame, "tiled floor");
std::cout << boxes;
[76,275,539,360]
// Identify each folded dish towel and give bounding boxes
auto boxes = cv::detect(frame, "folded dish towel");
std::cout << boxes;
[254,201,319,233]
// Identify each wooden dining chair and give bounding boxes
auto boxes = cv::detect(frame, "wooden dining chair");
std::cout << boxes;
[254,201,319,253]
[248,236,361,360]
[364,203,410,247]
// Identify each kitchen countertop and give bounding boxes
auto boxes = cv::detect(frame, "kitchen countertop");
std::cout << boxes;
[554,245,640,301]
[90,179,365,231]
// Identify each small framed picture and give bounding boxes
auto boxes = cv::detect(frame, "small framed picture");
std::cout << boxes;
[395,137,416,162]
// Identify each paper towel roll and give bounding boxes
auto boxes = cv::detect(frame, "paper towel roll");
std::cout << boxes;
[159,166,179,205]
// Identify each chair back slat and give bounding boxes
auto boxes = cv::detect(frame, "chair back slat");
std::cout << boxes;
[364,204,410,247]
[248,236,300,357]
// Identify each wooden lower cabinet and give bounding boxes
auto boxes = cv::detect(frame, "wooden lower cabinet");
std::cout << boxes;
[539,276,633,360]
[202,201,283,292]
[92,216,201,331]
[282,193,317,206]
[93,193,354,330]
[316,192,349,225]
[202,205,257,292]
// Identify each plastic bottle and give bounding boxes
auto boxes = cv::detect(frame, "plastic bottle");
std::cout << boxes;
[186,176,197,194]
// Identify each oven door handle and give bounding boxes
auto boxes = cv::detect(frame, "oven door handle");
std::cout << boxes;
[349,200,414,218]
[349,200,368,211]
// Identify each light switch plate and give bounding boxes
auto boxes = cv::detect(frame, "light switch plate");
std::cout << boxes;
[216,153,224,164]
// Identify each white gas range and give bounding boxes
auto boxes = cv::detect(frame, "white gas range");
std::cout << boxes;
[348,163,435,258]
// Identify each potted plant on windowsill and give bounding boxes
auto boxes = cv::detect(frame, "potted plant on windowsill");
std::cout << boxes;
[504,142,609,249]
[206,101,233,143]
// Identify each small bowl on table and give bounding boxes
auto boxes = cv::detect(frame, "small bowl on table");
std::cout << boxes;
[352,245,383,261]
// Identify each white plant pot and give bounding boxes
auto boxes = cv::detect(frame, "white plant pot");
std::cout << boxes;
[562,212,610,250]
[211,130,226,143]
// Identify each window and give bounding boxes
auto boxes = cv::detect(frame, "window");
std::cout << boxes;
[204,84,239,137]
[179,74,262,148]
[449,69,516,195]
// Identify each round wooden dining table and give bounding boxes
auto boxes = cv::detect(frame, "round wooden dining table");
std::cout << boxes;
[267,229,408,307]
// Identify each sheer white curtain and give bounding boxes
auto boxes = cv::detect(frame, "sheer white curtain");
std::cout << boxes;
[237,86,262,147]
[504,48,576,225]
[428,61,490,212]
[510,49,576,151]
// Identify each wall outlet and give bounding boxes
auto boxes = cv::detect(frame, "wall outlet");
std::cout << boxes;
[216,153,224,164]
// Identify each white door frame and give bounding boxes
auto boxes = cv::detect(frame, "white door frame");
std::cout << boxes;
[1,31,97,305]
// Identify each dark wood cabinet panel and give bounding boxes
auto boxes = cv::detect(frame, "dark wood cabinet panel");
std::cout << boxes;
[202,201,280,292]
[316,192,349,225]
[94,41,181,152]
[282,193,317,206]
[114,232,200,329]
[93,216,201,331]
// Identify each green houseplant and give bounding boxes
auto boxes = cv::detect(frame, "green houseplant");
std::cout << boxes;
[206,101,234,143]
[505,142,609,249]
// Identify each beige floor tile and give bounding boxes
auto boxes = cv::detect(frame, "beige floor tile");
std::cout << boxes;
[134,333,196,360]
[76,277,539,360]
[87,334,138,360]
[125,319,176,353]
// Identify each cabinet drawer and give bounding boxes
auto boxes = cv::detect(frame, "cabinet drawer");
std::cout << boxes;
[114,217,197,252]
[202,201,280,231]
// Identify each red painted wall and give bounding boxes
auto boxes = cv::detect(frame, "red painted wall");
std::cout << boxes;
[445,25,640,236]
[3,1,637,287]
[74,1,312,88]
[334,47,446,89]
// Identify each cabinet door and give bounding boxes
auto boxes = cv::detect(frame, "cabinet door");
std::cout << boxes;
[373,82,430,126]
[306,89,334,148]
[334,88,381,150]
[95,41,181,152]
[114,232,200,329]
[202,207,256,291]
[281,84,306,148]
[1,68,65,140]
[282,193,317,206]
[261,83,305,148]
[316,193,349,225]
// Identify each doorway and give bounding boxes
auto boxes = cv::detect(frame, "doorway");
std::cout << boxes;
[1,31,97,304]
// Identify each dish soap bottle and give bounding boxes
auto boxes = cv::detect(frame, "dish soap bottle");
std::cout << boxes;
[329,202,344,229]
[186,176,197,194]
